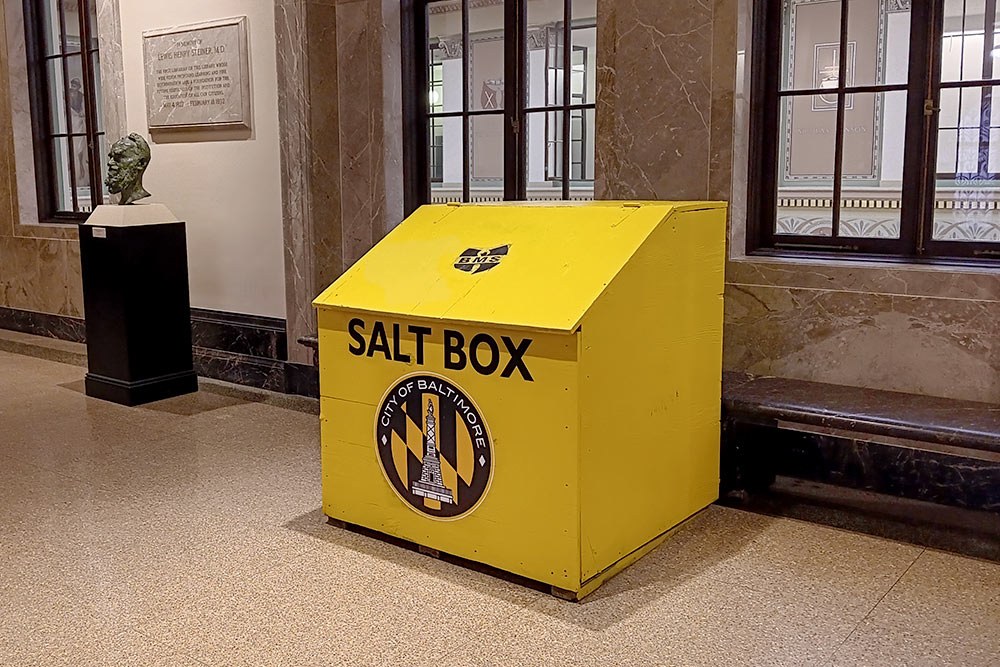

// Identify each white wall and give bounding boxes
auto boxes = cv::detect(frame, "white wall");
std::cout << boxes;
[119,0,285,318]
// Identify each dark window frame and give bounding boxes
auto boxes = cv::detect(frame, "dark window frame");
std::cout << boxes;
[23,0,105,224]
[748,0,1000,263]
[401,0,597,214]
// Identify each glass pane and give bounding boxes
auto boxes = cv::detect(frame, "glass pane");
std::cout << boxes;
[52,137,73,212]
[942,0,996,82]
[933,194,1000,242]
[86,0,99,51]
[957,128,981,173]
[960,87,983,129]
[839,91,903,239]
[469,114,504,202]
[61,0,82,54]
[937,129,959,173]
[941,88,961,128]
[431,116,463,203]
[846,0,906,87]
[41,0,62,56]
[571,0,596,106]
[573,107,595,200]
[468,0,504,111]
[47,59,68,134]
[775,96,835,236]
[933,79,1000,243]
[428,1,462,113]
[65,54,87,134]
[988,128,1000,172]
[525,110,561,200]
[526,0,565,107]
[73,136,92,212]
[879,0,911,86]
[781,0,842,92]
[429,117,443,186]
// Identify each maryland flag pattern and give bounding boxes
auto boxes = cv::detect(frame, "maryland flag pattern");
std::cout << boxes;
[376,374,493,519]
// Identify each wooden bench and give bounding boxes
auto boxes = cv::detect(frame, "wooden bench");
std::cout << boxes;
[721,373,1000,513]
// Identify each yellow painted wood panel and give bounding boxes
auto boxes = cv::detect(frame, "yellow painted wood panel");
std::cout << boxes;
[577,206,726,581]
[314,203,705,333]
[318,319,582,589]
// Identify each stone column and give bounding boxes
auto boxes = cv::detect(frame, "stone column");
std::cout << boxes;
[276,0,404,366]
[594,0,736,203]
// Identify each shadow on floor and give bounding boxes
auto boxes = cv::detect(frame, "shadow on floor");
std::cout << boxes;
[58,378,251,416]
[282,505,770,630]
[730,477,1000,563]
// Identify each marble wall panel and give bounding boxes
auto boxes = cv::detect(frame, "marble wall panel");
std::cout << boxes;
[96,0,127,143]
[277,0,403,364]
[727,259,1000,302]
[276,0,319,365]
[594,0,714,200]
[709,0,737,204]
[306,0,345,291]
[723,283,1000,403]
[336,0,376,269]
[0,0,122,318]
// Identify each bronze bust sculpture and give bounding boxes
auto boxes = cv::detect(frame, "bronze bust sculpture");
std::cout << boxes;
[105,133,151,205]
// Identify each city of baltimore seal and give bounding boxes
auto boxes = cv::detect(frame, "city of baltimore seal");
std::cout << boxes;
[375,373,493,520]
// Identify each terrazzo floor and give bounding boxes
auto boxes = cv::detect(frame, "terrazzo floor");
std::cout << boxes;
[1,344,998,666]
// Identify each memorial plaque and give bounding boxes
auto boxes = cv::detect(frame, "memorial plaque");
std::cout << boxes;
[143,17,250,131]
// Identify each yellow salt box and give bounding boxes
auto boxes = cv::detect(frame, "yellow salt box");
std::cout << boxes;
[314,201,726,600]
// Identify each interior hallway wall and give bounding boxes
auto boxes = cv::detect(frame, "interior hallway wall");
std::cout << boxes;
[0,0,286,321]
[594,0,1000,404]
[119,0,286,318]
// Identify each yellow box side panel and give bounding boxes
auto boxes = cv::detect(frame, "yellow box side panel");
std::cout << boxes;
[577,206,726,580]
[317,310,582,588]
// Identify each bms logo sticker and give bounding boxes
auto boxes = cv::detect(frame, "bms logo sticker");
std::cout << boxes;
[375,374,493,520]
[454,245,509,274]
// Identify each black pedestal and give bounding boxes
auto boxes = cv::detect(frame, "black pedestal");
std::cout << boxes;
[79,213,197,406]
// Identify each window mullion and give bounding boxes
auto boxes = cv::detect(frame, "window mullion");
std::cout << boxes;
[830,0,851,239]
[980,0,998,177]
[560,0,571,200]
[55,1,79,213]
[78,0,102,207]
[503,0,525,200]
[461,0,470,203]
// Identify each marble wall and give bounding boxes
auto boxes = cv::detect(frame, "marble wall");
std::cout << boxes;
[276,0,404,365]
[0,0,124,320]
[594,0,736,203]
[0,1,81,318]
[594,0,1000,404]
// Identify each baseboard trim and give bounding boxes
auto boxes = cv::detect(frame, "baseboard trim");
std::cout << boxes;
[191,307,288,361]
[0,306,85,342]
[0,305,318,396]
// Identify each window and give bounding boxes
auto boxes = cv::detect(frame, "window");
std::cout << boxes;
[402,0,597,212]
[23,0,106,222]
[749,0,1000,261]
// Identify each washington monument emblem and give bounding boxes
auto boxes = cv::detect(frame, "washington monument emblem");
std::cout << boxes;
[410,401,455,504]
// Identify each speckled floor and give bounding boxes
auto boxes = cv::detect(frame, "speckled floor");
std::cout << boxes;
[1,343,998,667]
